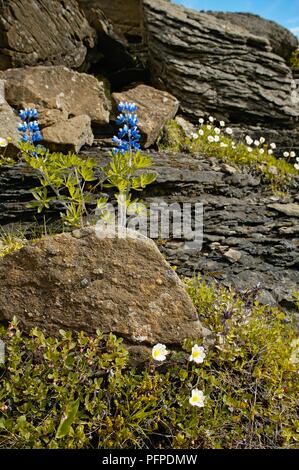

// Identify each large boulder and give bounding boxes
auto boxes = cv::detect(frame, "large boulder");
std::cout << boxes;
[143,0,299,127]
[208,12,298,62]
[0,80,20,153]
[0,0,96,71]
[0,227,204,359]
[0,66,111,125]
[112,84,179,147]
[0,66,112,152]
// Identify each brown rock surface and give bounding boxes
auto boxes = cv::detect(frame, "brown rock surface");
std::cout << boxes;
[42,115,94,153]
[0,66,111,125]
[0,226,204,349]
[0,80,20,152]
[78,0,142,39]
[112,84,179,147]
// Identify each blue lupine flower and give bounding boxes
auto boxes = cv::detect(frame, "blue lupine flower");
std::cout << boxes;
[112,102,141,156]
[18,108,42,145]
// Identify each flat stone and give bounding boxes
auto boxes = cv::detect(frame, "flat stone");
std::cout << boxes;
[42,115,94,153]
[269,203,299,218]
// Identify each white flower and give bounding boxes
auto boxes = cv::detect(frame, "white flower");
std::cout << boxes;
[191,132,198,140]
[220,142,228,148]
[225,127,233,135]
[0,137,8,147]
[259,137,265,144]
[198,129,204,136]
[268,149,273,155]
[270,143,276,149]
[198,118,205,124]
[152,343,169,361]
[214,127,221,135]
[214,135,220,142]
[259,148,264,154]
[206,124,212,130]
[207,135,214,142]
[220,120,225,127]
[247,147,253,153]
[189,345,206,364]
[208,116,214,123]
[290,151,296,158]
[283,151,290,158]
[294,163,299,170]
[245,135,253,146]
[254,140,260,146]
[189,389,206,408]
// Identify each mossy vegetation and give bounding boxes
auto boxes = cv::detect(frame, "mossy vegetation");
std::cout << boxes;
[0,277,298,449]
[157,119,189,153]
[290,49,299,69]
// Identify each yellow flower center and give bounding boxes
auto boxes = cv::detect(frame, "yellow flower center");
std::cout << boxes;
[154,349,161,359]
[192,351,201,359]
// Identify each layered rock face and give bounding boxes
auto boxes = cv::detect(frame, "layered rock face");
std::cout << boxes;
[207,12,298,62]
[143,0,299,127]
[0,226,204,358]
[1,149,298,310]
[0,0,96,70]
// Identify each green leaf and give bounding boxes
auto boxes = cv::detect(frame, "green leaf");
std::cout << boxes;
[55,398,80,439]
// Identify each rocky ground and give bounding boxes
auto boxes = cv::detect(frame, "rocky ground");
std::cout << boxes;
[1,147,299,315]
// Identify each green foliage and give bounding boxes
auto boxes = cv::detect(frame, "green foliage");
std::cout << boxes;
[0,279,298,449]
[103,151,156,194]
[186,276,299,448]
[0,229,25,258]
[20,143,107,228]
[290,49,299,69]
[101,150,156,225]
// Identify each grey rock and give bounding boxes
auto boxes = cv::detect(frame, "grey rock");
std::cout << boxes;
[268,203,299,218]
[143,0,299,127]
[207,12,298,62]
[0,0,96,70]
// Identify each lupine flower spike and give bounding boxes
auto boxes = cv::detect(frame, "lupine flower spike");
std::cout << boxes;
[18,108,42,144]
[112,102,141,155]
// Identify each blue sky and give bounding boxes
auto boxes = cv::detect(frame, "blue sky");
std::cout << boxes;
[172,0,299,36]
